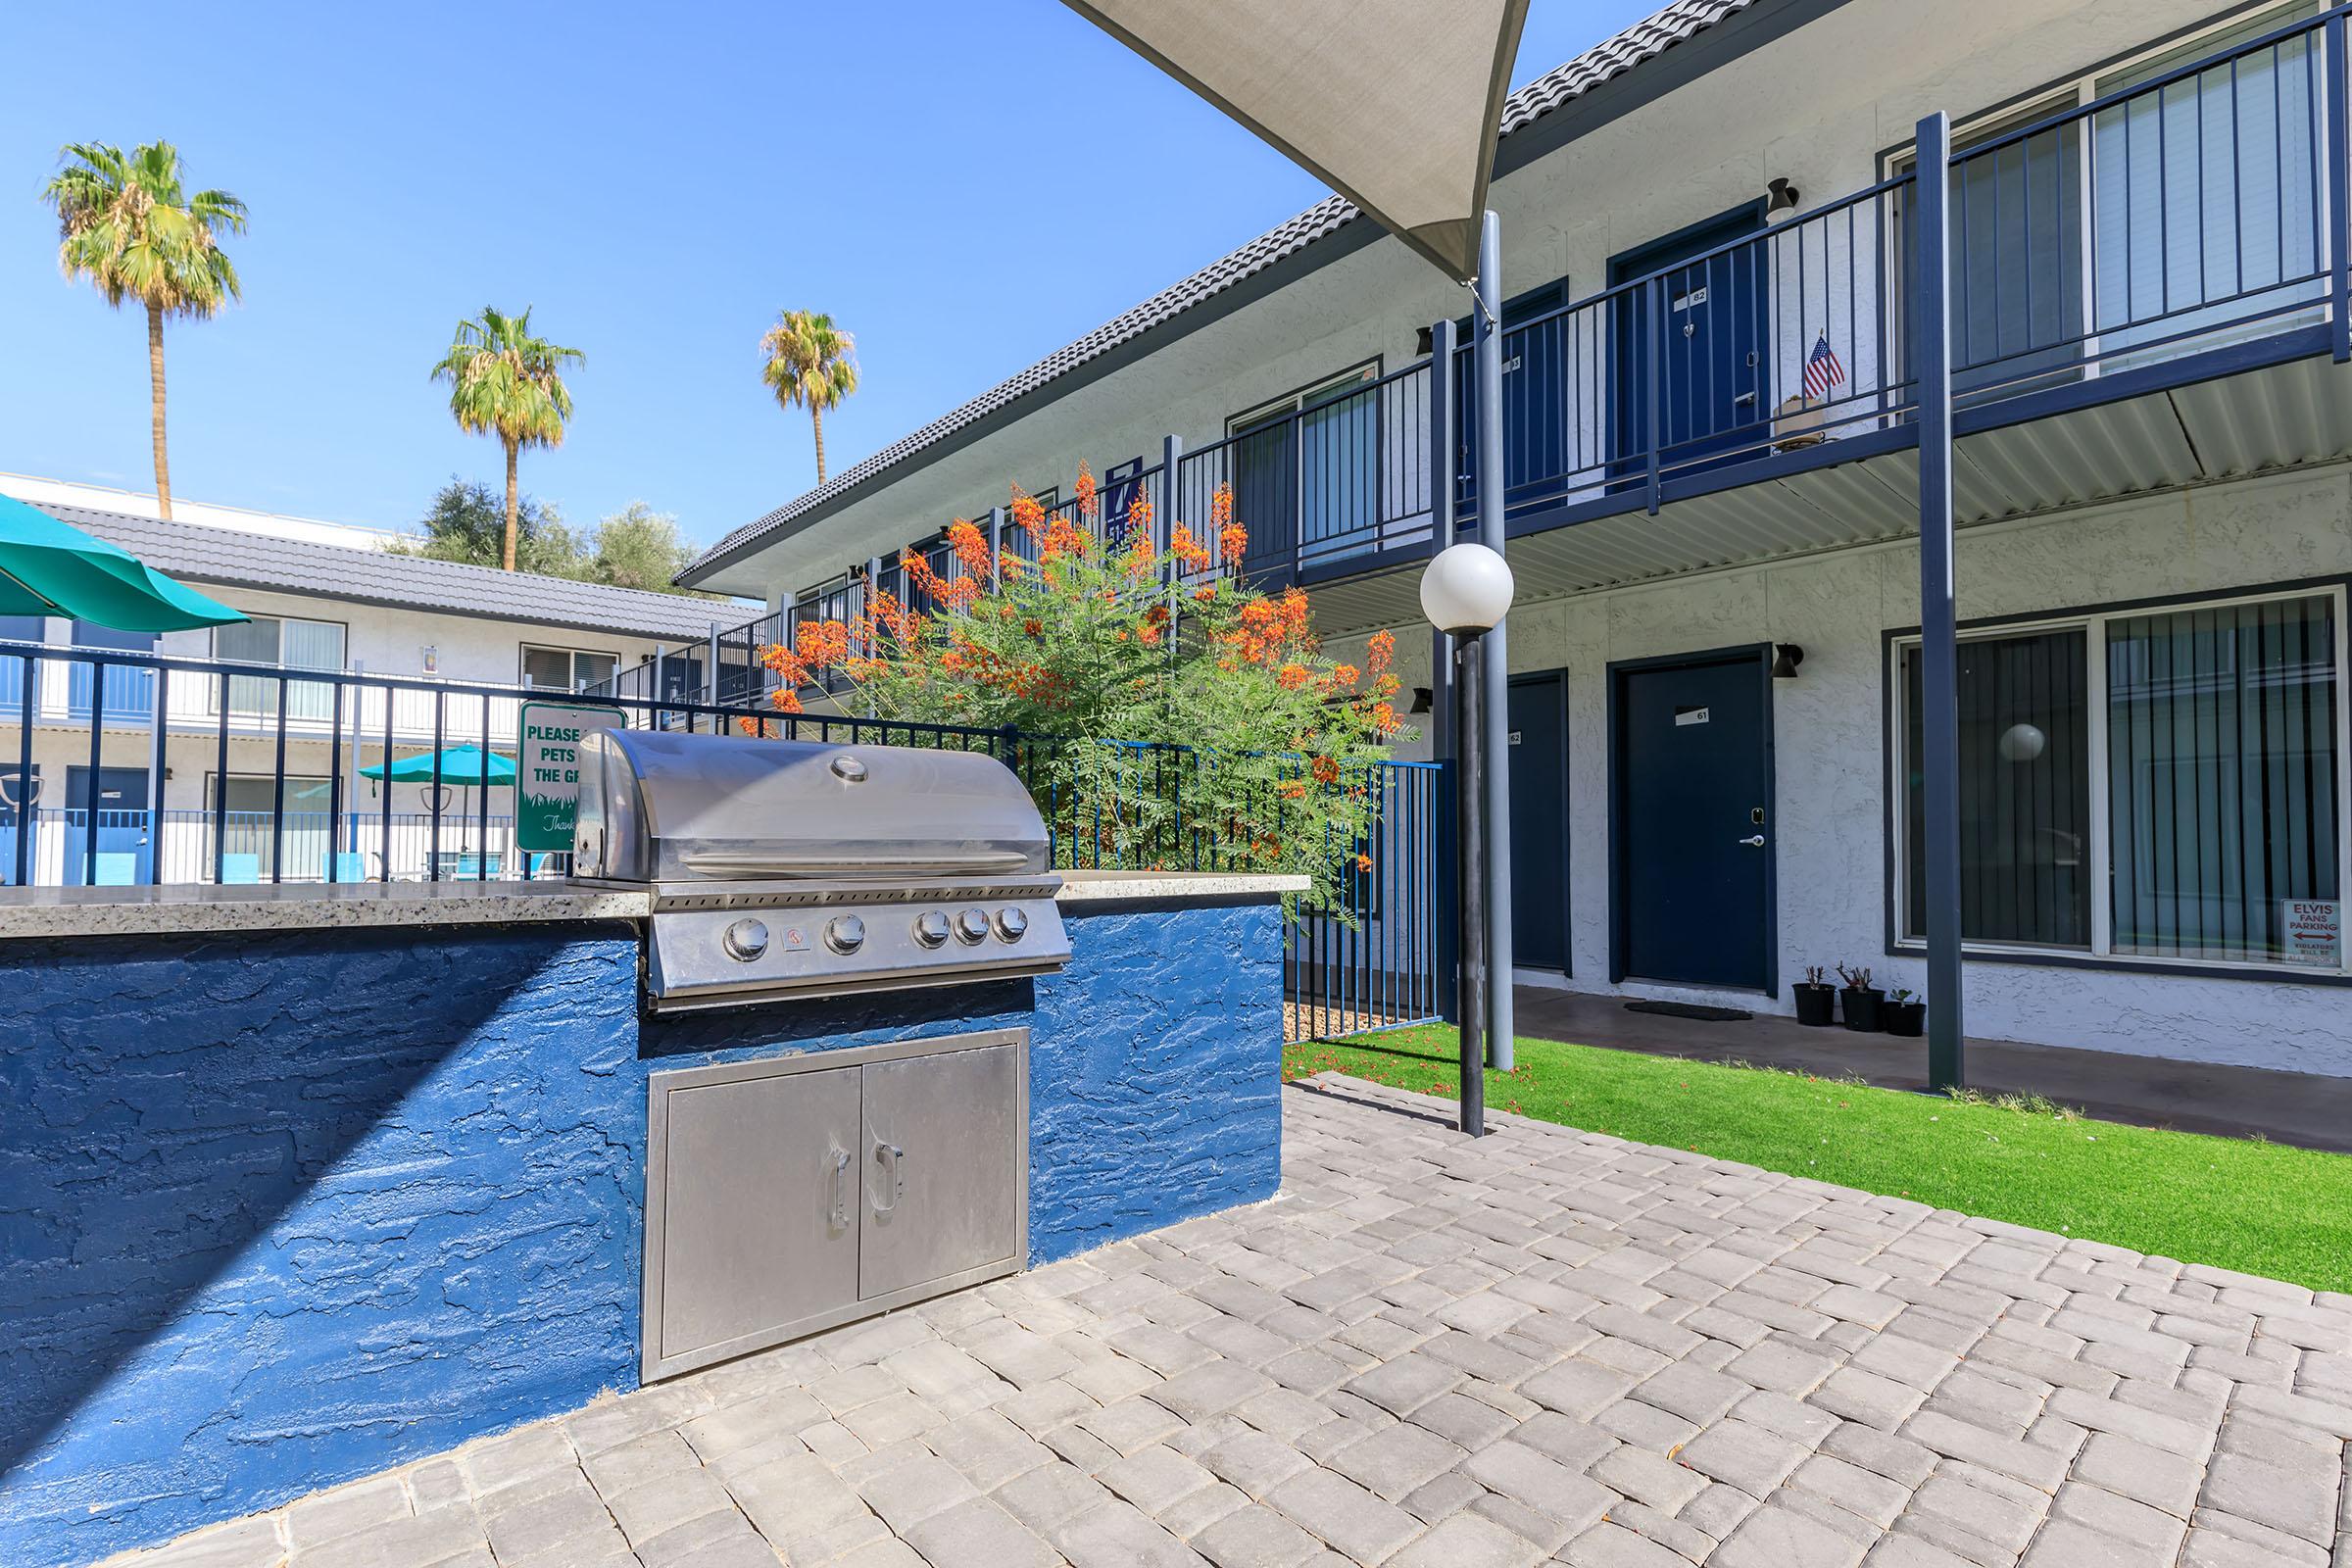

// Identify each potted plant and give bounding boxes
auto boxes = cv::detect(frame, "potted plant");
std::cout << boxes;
[1836,964,1885,1032]
[1793,965,1837,1027]
[1884,987,1926,1038]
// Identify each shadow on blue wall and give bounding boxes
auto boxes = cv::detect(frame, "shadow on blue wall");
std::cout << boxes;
[0,924,640,1552]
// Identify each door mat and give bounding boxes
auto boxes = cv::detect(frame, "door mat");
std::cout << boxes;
[1625,1001,1752,1022]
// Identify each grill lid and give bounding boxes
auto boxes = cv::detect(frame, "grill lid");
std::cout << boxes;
[571,728,1051,885]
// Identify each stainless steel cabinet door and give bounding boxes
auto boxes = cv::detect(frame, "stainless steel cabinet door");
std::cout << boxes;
[652,1064,862,1373]
[859,1043,1021,1298]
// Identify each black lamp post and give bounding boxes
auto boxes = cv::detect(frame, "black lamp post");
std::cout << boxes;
[1419,541,1515,1137]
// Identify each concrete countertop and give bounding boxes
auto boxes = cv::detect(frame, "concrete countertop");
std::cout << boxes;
[1052,870,1310,903]
[0,871,1310,940]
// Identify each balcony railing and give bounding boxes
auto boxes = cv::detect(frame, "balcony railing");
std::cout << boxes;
[761,7,2352,618]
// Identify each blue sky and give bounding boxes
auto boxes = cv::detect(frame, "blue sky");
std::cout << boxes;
[0,1,1662,552]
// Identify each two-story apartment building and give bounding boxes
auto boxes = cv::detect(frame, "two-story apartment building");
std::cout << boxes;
[676,0,2352,1078]
[0,477,741,885]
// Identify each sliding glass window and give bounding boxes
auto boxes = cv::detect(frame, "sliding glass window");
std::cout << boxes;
[1896,585,2346,973]
[2107,594,2339,965]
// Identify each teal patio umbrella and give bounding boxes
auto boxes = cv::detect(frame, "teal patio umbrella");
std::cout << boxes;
[0,494,247,630]
[361,743,517,857]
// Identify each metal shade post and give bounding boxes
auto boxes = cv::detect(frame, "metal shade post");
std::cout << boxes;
[1429,316,1461,1025]
[1453,631,1488,1138]
[1914,112,1967,1090]
[1474,211,1515,1072]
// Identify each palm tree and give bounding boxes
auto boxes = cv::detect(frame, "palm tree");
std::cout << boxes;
[760,310,858,484]
[430,307,583,571]
[42,142,247,521]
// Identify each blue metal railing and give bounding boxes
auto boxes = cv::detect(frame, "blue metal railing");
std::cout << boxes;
[757,6,2351,615]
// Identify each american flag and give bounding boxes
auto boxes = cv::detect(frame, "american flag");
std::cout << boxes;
[1803,331,1845,400]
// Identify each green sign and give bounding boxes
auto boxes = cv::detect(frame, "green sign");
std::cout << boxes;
[517,703,625,852]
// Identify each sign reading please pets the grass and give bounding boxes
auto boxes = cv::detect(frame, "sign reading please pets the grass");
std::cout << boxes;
[518,704,625,852]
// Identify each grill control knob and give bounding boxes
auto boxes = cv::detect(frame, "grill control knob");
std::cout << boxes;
[994,906,1030,942]
[721,918,769,962]
[956,908,991,945]
[825,914,867,955]
[913,910,952,949]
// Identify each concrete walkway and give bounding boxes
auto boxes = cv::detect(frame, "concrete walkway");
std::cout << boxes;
[110,1077,2352,1568]
[1513,986,2352,1154]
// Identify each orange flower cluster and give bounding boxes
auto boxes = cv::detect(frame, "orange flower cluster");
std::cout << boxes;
[1211,484,1247,564]
[759,617,858,714]
[1039,512,1088,564]
[1125,492,1152,539]
[1009,486,1046,537]
[901,546,978,613]
[1309,756,1342,785]
[946,517,992,578]
[1168,523,1212,574]
[1074,462,1099,520]
[1219,585,1312,668]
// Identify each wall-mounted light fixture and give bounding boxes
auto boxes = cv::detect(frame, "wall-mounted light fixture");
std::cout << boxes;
[1771,642,1806,679]
[1408,686,1434,715]
[1415,325,1435,357]
[1765,176,1801,225]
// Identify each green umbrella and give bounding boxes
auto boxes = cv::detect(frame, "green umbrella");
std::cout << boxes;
[361,743,518,861]
[359,743,517,785]
[0,494,247,630]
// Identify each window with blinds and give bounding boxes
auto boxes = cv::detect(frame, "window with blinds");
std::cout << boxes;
[215,615,346,720]
[1903,630,2093,949]
[1895,585,2347,973]
[2091,2,2325,363]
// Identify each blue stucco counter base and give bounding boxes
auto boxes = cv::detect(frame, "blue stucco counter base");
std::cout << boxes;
[0,894,1284,1567]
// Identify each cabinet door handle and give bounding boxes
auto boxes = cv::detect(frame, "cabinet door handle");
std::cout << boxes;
[827,1148,851,1229]
[871,1143,905,1215]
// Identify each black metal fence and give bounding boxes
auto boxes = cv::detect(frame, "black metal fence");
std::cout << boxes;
[0,640,1445,1040]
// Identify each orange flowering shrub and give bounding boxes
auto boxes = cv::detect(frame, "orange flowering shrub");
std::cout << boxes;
[757,481,1408,914]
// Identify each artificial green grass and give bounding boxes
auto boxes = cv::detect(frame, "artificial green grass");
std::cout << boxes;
[1285,1024,2352,1295]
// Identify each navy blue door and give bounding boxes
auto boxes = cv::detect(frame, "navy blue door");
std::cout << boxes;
[1609,206,1771,484]
[63,766,152,886]
[1454,280,1569,524]
[1615,653,1772,989]
[1507,672,1569,971]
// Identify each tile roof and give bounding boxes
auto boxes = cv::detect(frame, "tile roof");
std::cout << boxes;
[687,0,1756,580]
[44,502,740,642]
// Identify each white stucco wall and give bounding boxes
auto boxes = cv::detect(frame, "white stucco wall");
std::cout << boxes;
[1336,464,2352,1077]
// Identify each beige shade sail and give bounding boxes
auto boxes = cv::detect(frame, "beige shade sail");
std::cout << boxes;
[1061,0,1531,280]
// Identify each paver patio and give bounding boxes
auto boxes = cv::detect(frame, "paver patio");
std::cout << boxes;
[107,1075,2352,1568]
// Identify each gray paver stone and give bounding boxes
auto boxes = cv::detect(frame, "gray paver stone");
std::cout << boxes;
[1712,1501,1872,1568]
[901,1495,1060,1568]
[1385,1509,1543,1568]
[1266,1465,1425,1563]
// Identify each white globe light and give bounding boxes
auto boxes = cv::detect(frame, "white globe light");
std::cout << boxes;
[1997,722,2047,763]
[1419,543,1516,634]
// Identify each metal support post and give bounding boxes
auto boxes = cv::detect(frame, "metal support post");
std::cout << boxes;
[1474,211,1515,1072]
[1454,633,1487,1138]
[1915,112,1968,1091]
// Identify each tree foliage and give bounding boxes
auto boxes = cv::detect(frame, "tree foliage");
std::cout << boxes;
[41,140,247,520]
[395,480,716,597]
[760,310,858,484]
[430,306,582,570]
[759,472,1407,914]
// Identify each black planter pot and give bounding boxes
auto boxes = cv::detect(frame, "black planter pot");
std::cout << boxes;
[1792,983,1837,1027]
[1840,987,1885,1032]
[1884,1000,1926,1038]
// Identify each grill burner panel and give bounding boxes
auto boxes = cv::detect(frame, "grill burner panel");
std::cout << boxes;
[571,729,1070,1011]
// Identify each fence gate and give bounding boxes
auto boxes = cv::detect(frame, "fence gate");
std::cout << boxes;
[1285,759,1448,1043]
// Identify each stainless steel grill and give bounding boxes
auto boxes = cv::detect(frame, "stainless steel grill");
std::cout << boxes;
[572,729,1069,1011]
